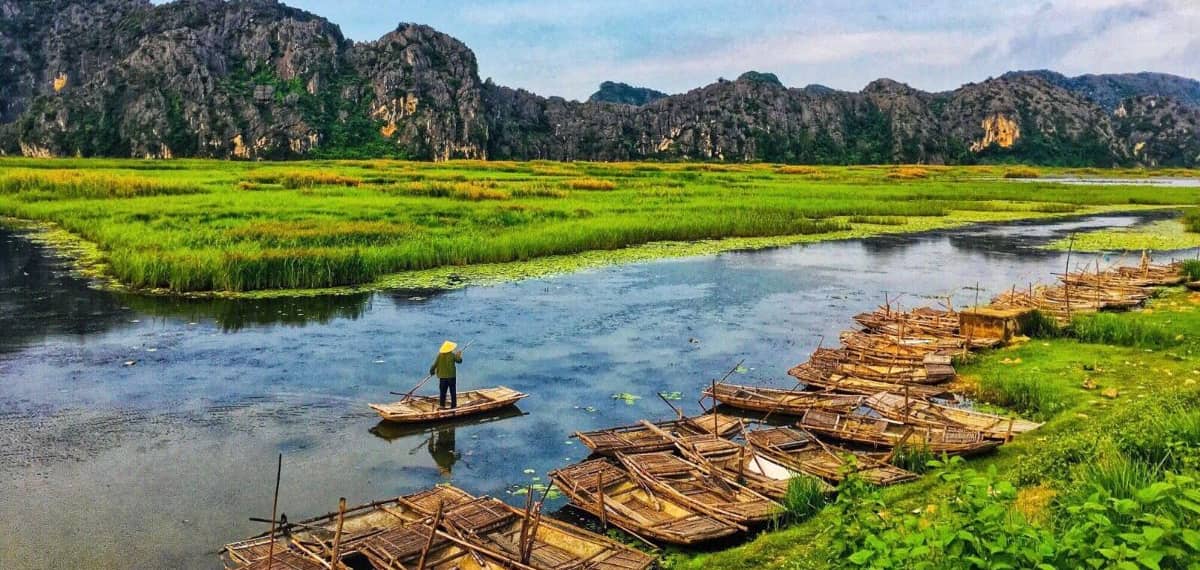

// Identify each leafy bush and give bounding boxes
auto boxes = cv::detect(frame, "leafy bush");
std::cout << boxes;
[826,458,1058,569]
[825,458,1200,569]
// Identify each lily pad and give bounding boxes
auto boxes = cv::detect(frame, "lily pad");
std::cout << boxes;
[611,392,641,404]
[658,391,683,400]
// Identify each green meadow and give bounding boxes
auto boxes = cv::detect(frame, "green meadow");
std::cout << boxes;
[0,159,1198,293]
[668,288,1200,569]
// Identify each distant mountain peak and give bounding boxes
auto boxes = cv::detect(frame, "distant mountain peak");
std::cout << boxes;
[587,81,667,106]
[736,71,782,86]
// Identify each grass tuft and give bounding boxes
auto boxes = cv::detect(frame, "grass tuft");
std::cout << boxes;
[1069,312,1182,348]
[778,475,829,525]
[0,170,203,199]
[976,373,1068,421]
[1003,167,1041,179]
[564,178,617,191]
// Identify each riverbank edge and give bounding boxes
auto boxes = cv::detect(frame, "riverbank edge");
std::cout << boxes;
[665,286,1200,569]
[0,204,1183,299]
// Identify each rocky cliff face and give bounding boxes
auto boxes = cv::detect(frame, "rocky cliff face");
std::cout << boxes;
[1,0,1197,166]
[1006,70,1200,111]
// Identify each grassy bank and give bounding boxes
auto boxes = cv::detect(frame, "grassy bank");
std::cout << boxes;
[2,159,1199,293]
[1043,219,1200,253]
[668,288,1200,569]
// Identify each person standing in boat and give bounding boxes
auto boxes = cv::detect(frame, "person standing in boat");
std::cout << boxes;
[429,340,463,409]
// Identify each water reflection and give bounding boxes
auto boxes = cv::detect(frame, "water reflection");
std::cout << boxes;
[368,407,527,477]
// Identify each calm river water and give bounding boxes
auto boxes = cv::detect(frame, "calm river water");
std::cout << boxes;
[1,211,1196,569]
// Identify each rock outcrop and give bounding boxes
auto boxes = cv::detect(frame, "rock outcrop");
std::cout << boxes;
[587,81,667,106]
[1,1,1197,166]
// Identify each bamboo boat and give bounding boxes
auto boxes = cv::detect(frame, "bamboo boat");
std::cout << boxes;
[226,484,653,570]
[799,409,1001,457]
[369,386,528,423]
[548,458,741,545]
[743,426,917,486]
[637,421,832,500]
[702,382,864,416]
[617,451,781,525]
[853,305,1003,349]
[1188,281,1200,291]
[809,347,955,384]
[863,392,1041,440]
[574,412,744,457]
[787,362,949,399]
[1115,256,1185,286]
[438,494,656,570]
[223,486,489,570]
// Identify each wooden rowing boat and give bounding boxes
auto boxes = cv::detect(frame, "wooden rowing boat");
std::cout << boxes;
[787,362,949,399]
[863,392,1041,440]
[702,382,864,416]
[574,412,744,457]
[224,486,489,570]
[809,348,955,384]
[438,493,656,570]
[226,483,654,570]
[636,421,832,500]
[369,386,528,423]
[617,451,781,525]
[743,426,917,486]
[799,409,1001,457]
[549,458,741,545]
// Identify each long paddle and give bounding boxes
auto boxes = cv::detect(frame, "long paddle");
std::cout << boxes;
[390,341,476,399]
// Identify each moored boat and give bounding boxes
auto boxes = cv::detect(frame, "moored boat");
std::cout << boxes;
[863,392,1041,440]
[548,458,741,545]
[744,426,917,486]
[799,409,1001,457]
[787,362,949,399]
[617,451,781,525]
[574,412,744,457]
[703,382,864,416]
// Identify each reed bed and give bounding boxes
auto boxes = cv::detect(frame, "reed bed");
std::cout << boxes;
[2,159,1198,292]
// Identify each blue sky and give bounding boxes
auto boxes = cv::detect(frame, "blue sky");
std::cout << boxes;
[187,0,1200,100]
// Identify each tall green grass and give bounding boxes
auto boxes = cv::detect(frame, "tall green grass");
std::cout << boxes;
[976,374,1069,421]
[3,159,1199,292]
[1069,312,1182,348]
[777,475,828,525]
[1182,259,1200,281]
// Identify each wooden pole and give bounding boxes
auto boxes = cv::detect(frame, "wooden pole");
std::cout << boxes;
[597,470,607,529]
[416,500,444,570]
[1064,234,1075,319]
[266,453,282,570]
[329,497,347,570]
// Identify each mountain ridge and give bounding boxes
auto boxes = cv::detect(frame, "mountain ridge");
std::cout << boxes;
[1,0,1197,166]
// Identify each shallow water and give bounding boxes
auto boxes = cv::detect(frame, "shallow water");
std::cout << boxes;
[1,211,1197,569]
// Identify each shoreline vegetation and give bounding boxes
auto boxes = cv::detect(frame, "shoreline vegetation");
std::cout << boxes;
[667,286,1200,569]
[1043,219,1200,253]
[1,159,1199,296]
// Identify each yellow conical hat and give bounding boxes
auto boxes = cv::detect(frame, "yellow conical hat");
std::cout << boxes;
[439,340,457,353]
